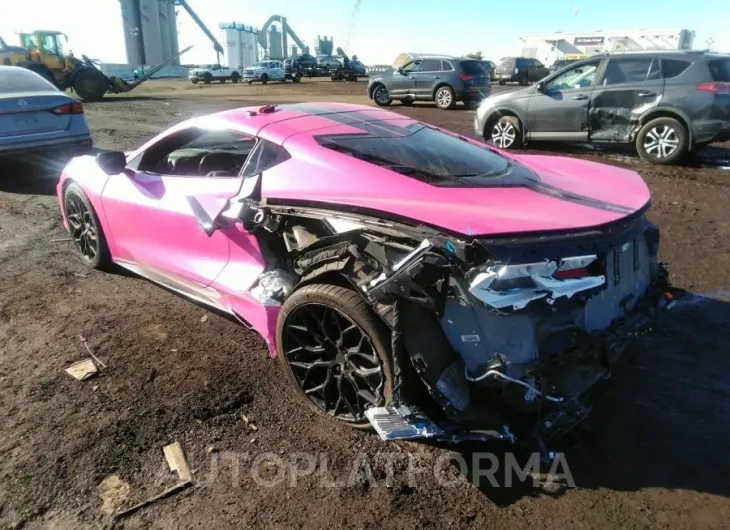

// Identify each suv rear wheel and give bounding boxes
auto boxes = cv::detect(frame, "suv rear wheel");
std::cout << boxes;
[434,86,456,110]
[636,117,688,165]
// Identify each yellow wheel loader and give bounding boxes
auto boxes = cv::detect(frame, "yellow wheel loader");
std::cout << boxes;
[0,31,191,101]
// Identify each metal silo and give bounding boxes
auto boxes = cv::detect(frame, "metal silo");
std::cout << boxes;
[268,25,283,60]
[166,1,180,65]
[159,0,172,62]
[139,0,164,65]
[120,0,144,65]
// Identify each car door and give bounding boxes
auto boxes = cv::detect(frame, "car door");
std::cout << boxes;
[390,60,421,96]
[101,126,257,303]
[412,58,443,98]
[589,57,664,141]
[271,61,284,80]
[526,59,601,140]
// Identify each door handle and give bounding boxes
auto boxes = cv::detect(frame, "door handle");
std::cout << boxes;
[572,95,589,100]
[638,91,656,97]
[433,76,440,79]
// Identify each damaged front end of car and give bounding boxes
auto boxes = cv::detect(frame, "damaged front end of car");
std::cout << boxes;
[213,192,667,451]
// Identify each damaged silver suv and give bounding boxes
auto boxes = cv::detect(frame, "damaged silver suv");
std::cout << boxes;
[475,51,730,164]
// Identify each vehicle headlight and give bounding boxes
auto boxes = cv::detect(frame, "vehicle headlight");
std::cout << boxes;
[469,255,604,310]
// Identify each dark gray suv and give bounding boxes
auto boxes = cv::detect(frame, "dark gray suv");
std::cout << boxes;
[368,56,491,110]
[475,51,730,164]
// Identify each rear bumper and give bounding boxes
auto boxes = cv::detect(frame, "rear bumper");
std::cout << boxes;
[694,119,730,145]
[0,134,92,157]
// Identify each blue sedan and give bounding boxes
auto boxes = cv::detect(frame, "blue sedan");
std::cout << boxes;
[0,65,92,163]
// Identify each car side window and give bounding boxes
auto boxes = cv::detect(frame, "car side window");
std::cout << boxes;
[421,59,442,72]
[662,59,691,79]
[401,60,422,74]
[242,140,291,178]
[135,128,257,178]
[212,64,221,71]
[534,60,544,68]
[441,60,454,71]
[602,58,655,85]
[544,61,600,91]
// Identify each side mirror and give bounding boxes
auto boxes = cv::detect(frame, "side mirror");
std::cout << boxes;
[96,151,126,175]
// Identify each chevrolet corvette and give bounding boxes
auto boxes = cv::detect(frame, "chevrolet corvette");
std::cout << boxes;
[57,102,666,448]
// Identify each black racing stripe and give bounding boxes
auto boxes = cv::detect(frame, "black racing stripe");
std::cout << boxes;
[277,103,351,115]
[529,181,636,215]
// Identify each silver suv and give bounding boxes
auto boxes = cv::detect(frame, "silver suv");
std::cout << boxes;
[475,51,730,164]
[368,56,491,110]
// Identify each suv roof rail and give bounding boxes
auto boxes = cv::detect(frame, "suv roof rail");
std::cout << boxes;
[602,49,705,56]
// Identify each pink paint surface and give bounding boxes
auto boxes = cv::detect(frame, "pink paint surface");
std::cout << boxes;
[57,102,652,355]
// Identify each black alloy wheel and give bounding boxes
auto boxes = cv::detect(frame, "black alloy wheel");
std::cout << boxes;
[278,284,392,426]
[63,183,109,269]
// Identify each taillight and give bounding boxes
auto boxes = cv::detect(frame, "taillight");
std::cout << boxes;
[697,82,730,94]
[459,73,475,81]
[52,102,84,115]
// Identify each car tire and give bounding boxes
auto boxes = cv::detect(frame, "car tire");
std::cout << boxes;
[401,98,415,106]
[231,73,240,83]
[294,73,302,83]
[636,117,688,165]
[488,115,523,150]
[72,68,108,102]
[203,73,212,84]
[261,74,268,85]
[246,80,252,85]
[498,80,506,85]
[434,86,456,110]
[372,84,392,106]
[276,283,393,429]
[191,79,199,84]
[63,183,111,270]
[519,72,529,86]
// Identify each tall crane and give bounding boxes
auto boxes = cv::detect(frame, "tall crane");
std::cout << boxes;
[342,0,361,53]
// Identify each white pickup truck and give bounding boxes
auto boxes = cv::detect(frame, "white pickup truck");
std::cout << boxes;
[188,64,241,84]
[243,60,286,84]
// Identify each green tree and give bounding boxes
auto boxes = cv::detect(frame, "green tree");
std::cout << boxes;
[465,51,484,60]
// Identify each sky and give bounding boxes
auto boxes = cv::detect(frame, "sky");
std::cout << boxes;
[1,0,727,67]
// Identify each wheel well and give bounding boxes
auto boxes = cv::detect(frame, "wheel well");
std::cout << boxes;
[369,82,384,98]
[484,109,522,139]
[638,110,693,147]
[431,83,454,99]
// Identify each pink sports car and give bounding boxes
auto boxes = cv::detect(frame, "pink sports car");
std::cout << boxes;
[57,103,666,447]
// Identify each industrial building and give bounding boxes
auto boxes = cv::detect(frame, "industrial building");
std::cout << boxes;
[220,15,308,67]
[518,29,695,66]
[120,0,180,66]
[120,0,224,66]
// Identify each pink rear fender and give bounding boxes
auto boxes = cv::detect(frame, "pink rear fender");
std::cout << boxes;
[57,155,117,254]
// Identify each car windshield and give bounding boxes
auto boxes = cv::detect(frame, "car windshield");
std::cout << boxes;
[255,62,270,67]
[461,60,491,75]
[0,67,57,93]
[316,122,510,185]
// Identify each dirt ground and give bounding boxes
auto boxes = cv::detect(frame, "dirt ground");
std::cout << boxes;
[1,78,729,529]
